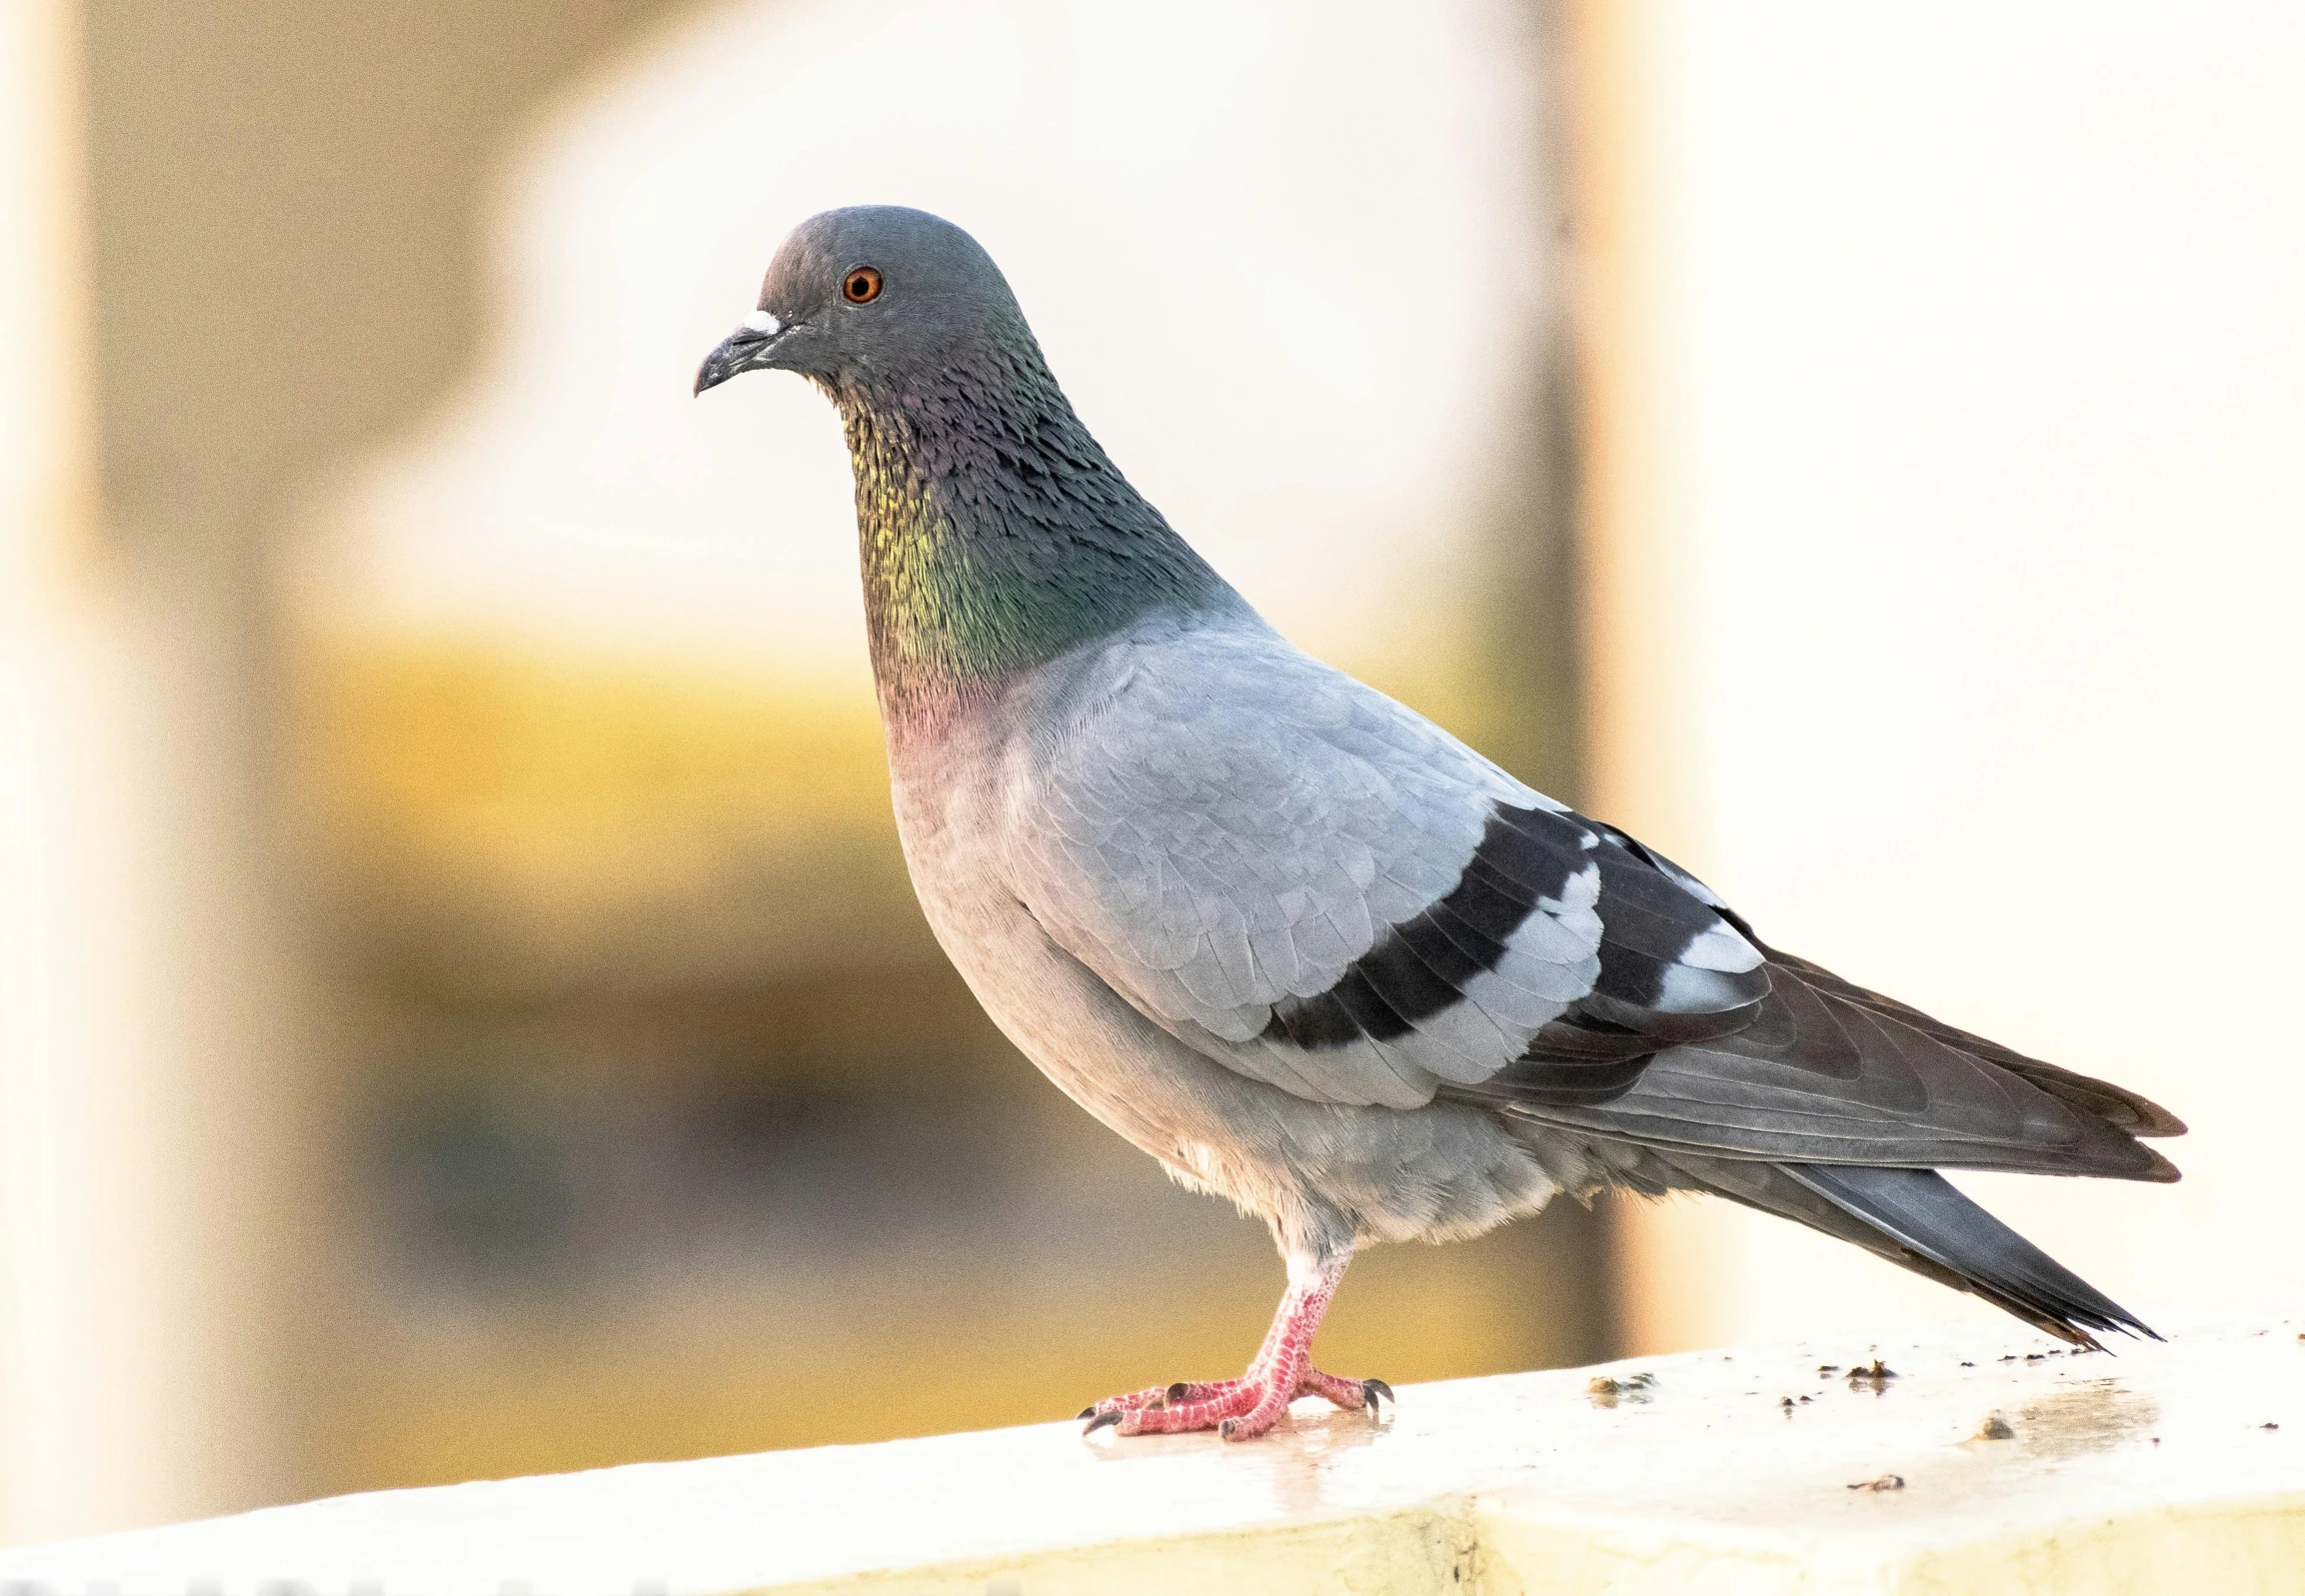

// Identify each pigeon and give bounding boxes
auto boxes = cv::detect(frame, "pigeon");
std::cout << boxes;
[695,205,2184,1441]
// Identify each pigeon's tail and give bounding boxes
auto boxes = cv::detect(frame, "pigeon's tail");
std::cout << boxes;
[1783,1164,2155,1348]
[1646,1153,2155,1349]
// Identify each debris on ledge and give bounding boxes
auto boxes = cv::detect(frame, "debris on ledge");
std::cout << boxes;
[1584,1370,1656,1408]
[1,1316,2299,1596]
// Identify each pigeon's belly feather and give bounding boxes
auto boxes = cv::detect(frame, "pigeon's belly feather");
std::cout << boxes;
[896,804,1566,1248]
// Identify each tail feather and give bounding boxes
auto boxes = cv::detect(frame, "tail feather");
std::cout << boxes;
[1783,1163,2156,1348]
[1642,1148,2154,1349]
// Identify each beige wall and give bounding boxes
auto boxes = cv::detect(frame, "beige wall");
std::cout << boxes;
[1572,1,2305,1352]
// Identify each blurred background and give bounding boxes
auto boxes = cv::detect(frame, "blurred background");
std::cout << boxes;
[1,0,2299,1549]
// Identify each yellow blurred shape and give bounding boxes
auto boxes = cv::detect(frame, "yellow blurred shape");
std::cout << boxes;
[325,1222,1589,1493]
[295,632,927,981]
[309,635,887,864]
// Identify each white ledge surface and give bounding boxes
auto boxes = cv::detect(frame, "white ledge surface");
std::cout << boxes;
[4,1315,2301,1594]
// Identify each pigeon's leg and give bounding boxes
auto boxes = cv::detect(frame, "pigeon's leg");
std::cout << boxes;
[1083,1251,1386,1441]
[1208,1254,1340,1440]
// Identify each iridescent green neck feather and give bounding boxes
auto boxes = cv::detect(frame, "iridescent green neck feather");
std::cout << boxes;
[827,334,1233,726]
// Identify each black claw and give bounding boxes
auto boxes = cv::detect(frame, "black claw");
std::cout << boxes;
[1078,1406,1097,1420]
[1166,1381,1191,1404]
[1217,1418,1237,1440]
[1083,1409,1123,1435]
[1362,1378,1394,1412]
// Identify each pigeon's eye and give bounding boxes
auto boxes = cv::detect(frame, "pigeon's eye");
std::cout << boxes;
[843,267,884,305]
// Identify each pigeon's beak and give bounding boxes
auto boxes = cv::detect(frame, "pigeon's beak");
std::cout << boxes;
[694,310,788,396]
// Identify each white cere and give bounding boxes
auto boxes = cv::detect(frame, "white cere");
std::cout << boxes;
[742,310,782,335]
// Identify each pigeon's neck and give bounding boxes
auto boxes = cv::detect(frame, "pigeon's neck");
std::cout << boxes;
[829,339,1232,729]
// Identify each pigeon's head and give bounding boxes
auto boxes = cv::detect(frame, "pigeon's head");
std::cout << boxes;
[694,206,1029,396]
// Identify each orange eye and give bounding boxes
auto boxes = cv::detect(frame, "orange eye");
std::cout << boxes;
[843,267,884,304]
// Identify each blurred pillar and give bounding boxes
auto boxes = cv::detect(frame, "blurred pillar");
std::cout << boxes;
[1559,0,1725,1357]
[0,0,304,1544]
[1558,0,1699,867]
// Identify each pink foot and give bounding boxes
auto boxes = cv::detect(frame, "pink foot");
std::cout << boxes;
[1078,1254,1391,1442]
[1082,1365,1389,1439]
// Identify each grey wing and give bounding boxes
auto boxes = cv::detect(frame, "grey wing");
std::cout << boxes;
[1474,940,2185,1180]
[1004,624,1770,1110]
[1453,826,2184,1181]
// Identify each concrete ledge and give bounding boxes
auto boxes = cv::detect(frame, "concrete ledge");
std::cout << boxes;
[3,1316,2298,1594]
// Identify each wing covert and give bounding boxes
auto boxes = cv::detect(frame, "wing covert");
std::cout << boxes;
[1003,621,1768,1110]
